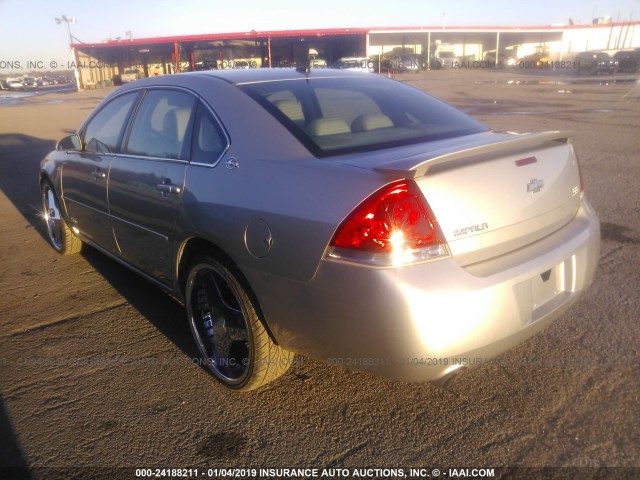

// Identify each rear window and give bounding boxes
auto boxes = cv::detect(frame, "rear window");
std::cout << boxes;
[238,77,486,157]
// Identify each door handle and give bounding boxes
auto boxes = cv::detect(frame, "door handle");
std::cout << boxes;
[156,183,182,195]
[91,169,106,179]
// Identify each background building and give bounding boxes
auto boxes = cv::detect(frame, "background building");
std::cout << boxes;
[68,20,640,88]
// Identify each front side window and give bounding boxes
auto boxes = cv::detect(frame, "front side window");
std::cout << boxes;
[83,92,138,153]
[126,89,196,160]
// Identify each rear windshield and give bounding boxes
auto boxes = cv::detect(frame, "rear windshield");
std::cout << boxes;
[238,77,487,157]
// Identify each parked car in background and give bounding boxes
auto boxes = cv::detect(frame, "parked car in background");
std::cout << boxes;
[431,50,459,69]
[612,48,640,73]
[309,58,327,69]
[382,54,421,72]
[574,51,617,74]
[23,77,38,88]
[331,57,374,72]
[7,79,24,90]
[195,61,217,71]
[121,68,142,83]
[272,57,295,68]
[483,51,517,68]
[40,69,600,392]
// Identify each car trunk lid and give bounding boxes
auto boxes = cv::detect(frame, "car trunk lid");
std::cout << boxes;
[344,130,583,266]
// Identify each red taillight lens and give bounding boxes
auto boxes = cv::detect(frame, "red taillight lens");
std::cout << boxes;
[329,179,448,265]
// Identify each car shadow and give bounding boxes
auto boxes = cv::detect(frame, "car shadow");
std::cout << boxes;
[80,246,197,358]
[0,132,201,381]
[0,397,31,478]
[0,134,55,226]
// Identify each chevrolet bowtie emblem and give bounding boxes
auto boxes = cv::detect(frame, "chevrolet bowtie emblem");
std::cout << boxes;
[527,178,544,193]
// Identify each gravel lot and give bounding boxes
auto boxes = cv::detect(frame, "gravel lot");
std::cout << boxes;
[0,68,638,479]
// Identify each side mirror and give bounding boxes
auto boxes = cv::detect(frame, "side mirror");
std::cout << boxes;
[56,134,82,151]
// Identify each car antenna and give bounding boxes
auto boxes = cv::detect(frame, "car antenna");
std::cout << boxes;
[296,62,311,75]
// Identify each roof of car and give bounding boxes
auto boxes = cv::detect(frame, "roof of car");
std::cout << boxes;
[187,67,364,84]
[113,68,388,100]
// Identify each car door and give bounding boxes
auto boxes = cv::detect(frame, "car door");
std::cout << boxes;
[61,91,139,251]
[108,88,197,284]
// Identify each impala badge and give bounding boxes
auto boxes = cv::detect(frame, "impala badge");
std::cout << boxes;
[527,178,544,194]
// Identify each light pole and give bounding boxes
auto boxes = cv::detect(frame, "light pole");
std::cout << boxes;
[55,15,80,89]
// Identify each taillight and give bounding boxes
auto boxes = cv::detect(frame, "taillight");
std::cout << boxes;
[327,179,449,266]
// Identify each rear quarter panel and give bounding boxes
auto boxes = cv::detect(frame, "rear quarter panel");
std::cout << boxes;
[178,155,389,283]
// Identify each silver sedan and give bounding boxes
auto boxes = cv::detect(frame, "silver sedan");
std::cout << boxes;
[40,69,600,391]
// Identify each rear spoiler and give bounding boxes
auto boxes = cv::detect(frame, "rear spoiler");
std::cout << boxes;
[374,131,571,178]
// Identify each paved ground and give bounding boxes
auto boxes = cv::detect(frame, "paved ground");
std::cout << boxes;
[0,69,639,479]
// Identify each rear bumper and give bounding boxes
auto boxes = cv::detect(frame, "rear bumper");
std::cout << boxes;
[251,199,600,383]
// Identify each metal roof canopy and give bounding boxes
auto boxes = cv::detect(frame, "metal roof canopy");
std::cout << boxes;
[74,28,361,52]
[368,30,564,50]
[72,25,569,62]
[69,22,639,87]
[73,28,368,70]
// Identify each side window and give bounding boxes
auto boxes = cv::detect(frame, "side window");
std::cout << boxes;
[191,103,228,165]
[83,92,138,153]
[126,90,196,160]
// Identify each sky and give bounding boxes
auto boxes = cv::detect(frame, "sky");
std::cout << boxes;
[0,0,638,73]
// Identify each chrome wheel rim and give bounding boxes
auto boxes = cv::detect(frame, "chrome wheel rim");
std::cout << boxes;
[187,264,251,385]
[43,185,63,251]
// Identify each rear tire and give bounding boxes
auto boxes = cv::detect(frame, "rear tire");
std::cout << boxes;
[185,255,294,391]
[41,181,82,255]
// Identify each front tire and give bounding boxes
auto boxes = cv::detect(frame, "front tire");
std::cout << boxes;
[41,181,82,255]
[185,255,294,391]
